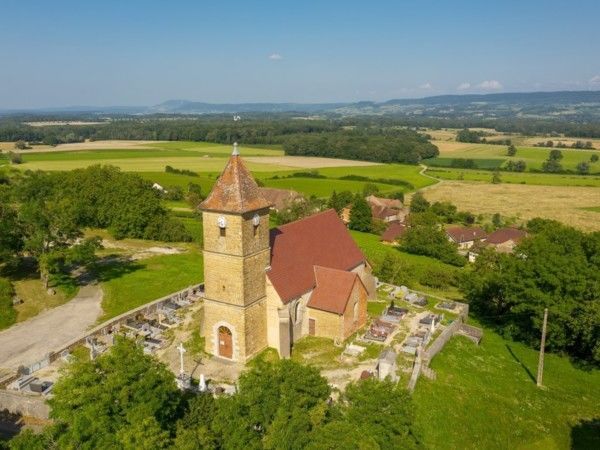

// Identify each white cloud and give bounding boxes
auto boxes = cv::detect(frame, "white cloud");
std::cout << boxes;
[589,75,600,85]
[419,82,432,89]
[457,82,471,91]
[268,53,283,60]
[477,80,503,90]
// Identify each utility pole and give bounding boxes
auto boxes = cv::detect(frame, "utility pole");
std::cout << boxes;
[536,308,548,387]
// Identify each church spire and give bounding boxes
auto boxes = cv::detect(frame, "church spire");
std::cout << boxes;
[199,143,271,213]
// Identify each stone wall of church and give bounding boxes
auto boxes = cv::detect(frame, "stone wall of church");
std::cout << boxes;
[202,209,269,257]
[203,250,269,307]
[342,278,368,339]
[308,308,343,342]
[202,298,267,362]
[352,263,376,299]
[243,298,268,360]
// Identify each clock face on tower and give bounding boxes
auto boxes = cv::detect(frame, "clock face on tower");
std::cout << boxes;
[252,213,260,227]
[217,215,227,229]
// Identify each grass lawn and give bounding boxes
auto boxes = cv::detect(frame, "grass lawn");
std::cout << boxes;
[139,171,216,191]
[580,206,600,213]
[12,274,77,323]
[413,324,600,450]
[95,247,203,320]
[426,167,600,187]
[262,177,400,197]
[290,336,344,370]
[350,230,464,300]
[317,163,437,190]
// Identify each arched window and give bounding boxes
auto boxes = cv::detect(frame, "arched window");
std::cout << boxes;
[294,302,302,324]
[353,300,359,323]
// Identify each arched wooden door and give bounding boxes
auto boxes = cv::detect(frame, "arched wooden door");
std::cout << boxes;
[218,326,233,359]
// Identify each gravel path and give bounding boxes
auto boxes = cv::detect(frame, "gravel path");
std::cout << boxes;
[0,284,103,370]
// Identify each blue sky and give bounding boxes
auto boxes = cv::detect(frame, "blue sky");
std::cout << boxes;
[1,0,599,108]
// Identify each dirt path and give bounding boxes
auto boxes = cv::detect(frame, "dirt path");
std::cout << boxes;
[0,284,103,370]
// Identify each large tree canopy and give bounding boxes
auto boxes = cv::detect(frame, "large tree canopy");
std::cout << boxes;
[461,219,600,365]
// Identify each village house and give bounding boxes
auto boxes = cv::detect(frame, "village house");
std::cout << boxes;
[446,226,487,250]
[258,187,303,212]
[380,221,407,245]
[199,143,374,362]
[486,227,527,253]
[366,195,408,223]
[468,227,527,262]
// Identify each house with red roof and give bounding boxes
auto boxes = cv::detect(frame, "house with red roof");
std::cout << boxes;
[380,221,407,244]
[445,226,488,250]
[199,143,374,362]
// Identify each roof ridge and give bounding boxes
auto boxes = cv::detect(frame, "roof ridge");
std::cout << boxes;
[275,208,338,230]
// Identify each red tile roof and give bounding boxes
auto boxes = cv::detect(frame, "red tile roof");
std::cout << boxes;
[366,195,404,210]
[200,148,271,214]
[380,221,407,242]
[258,187,303,211]
[486,228,527,245]
[371,204,399,220]
[446,226,487,243]
[307,266,361,315]
[268,209,366,303]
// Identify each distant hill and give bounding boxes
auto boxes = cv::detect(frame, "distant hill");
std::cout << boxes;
[2,90,599,119]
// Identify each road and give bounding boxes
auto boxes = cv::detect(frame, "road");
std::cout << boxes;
[0,284,103,370]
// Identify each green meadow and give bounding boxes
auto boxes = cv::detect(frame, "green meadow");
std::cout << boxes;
[95,248,203,321]
[429,142,600,173]
[426,167,600,187]
[413,327,600,450]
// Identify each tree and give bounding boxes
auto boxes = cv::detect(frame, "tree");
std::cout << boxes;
[7,151,22,164]
[212,359,330,449]
[349,194,372,232]
[328,190,355,214]
[491,170,502,184]
[0,198,23,263]
[492,213,503,228]
[549,149,563,161]
[591,153,599,163]
[507,144,517,156]
[461,220,600,365]
[576,161,590,175]
[342,379,421,450]
[403,212,465,266]
[542,158,563,173]
[410,191,430,213]
[47,337,182,448]
[14,140,27,150]
[362,182,380,197]
[375,253,415,287]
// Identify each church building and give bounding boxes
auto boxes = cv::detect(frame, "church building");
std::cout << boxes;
[199,144,375,362]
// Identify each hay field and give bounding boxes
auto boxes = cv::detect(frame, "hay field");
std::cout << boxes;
[420,181,600,231]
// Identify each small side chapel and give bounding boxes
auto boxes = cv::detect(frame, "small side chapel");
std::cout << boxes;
[199,143,375,362]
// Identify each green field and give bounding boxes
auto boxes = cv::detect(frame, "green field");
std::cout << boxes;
[426,157,506,169]
[426,167,600,187]
[350,230,463,299]
[95,248,203,320]
[414,325,600,450]
[580,206,600,213]
[430,142,600,173]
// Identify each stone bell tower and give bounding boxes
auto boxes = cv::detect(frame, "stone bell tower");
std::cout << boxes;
[199,143,271,362]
